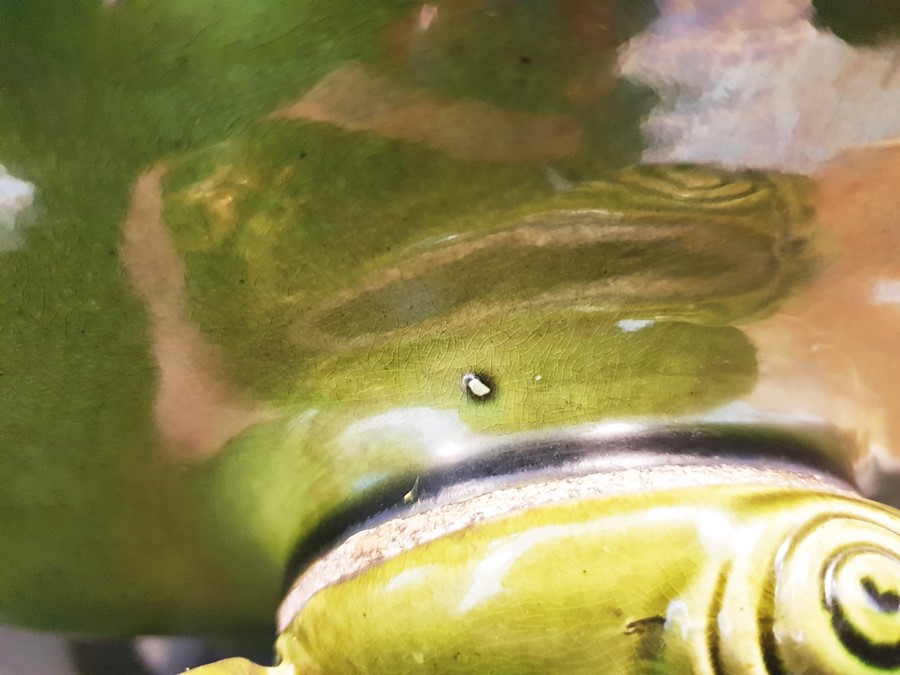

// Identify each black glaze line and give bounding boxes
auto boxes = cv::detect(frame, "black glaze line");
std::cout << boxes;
[625,616,667,662]
[825,548,900,670]
[831,602,900,670]
[707,564,730,675]
[862,576,900,614]
[758,577,789,675]
[282,424,854,592]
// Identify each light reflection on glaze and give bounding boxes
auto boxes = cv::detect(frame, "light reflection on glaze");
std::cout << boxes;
[0,164,35,252]
[269,483,900,674]
[873,280,900,306]
[1,0,899,646]
[455,506,740,614]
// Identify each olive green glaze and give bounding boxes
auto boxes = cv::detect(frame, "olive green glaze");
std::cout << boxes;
[0,0,838,640]
[189,482,900,674]
[161,126,809,407]
[170,153,812,607]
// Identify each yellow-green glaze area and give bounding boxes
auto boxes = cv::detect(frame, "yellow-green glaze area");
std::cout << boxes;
[169,150,812,605]
[0,0,880,646]
[303,315,756,433]
[161,124,811,405]
[156,125,816,625]
[270,487,900,675]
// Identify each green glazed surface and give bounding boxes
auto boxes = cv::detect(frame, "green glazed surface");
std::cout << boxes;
[190,483,900,674]
[0,1,895,658]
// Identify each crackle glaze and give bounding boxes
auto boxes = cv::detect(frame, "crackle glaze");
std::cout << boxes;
[1,1,900,674]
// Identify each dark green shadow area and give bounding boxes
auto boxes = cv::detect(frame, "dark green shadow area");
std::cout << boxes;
[813,0,900,45]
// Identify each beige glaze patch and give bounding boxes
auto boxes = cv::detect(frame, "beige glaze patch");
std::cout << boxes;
[742,142,900,483]
[270,62,584,163]
[121,166,273,461]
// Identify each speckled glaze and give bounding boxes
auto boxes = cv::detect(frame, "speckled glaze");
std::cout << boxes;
[1,2,900,673]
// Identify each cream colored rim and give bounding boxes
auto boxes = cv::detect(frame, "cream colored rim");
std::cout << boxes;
[277,461,856,632]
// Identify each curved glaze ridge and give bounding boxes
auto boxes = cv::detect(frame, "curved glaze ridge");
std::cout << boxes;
[274,480,900,674]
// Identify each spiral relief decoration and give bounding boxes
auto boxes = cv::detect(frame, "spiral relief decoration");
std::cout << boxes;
[826,547,900,669]
[716,503,900,674]
[291,163,816,350]
[615,164,766,208]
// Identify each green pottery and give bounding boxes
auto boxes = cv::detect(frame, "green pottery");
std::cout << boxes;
[1,1,899,673]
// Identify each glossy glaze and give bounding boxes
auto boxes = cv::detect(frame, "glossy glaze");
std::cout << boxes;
[280,486,900,674]
[190,466,900,674]
[1,4,899,670]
